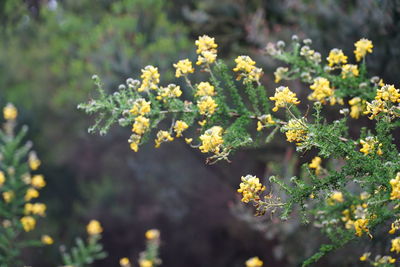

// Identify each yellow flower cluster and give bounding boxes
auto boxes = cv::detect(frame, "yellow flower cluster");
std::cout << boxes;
[354,218,370,237]
[138,65,160,92]
[195,35,217,66]
[348,97,365,119]
[360,253,396,264]
[173,59,194,78]
[132,116,150,135]
[308,77,334,104]
[154,130,174,148]
[283,119,307,144]
[309,156,322,175]
[156,84,182,102]
[327,48,347,67]
[173,120,188,137]
[364,100,387,119]
[197,96,218,116]
[376,84,400,103]
[359,136,383,155]
[130,98,151,116]
[274,67,288,83]
[245,256,263,267]
[233,55,263,83]
[25,187,39,201]
[391,237,400,253]
[389,219,400,234]
[3,103,18,120]
[24,203,46,216]
[86,220,103,235]
[128,134,141,152]
[237,175,266,203]
[341,64,359,79]
[354,38,373,62]
[390,172,400,200]
[327,191,344,205]
[195,82,215,97]
[28,152,41,171]
[20,216,36,232]
[256,114,275,131]
[269,86,300,112]
[199,126,224,154]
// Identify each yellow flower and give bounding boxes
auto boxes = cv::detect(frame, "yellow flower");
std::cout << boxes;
[31,174,46,189]
[185,138,193,144]
[389,220,400,234]
[360,136,383,155]
[25,203,47,216]
[354,38,373,62]
[364,99,387,119]
[348,97,365,119]
[3,103,18,120]
[154,130,174,148]
[198,119,207,126]
[341,64,359,78]
[173,120,188,137]
[245,256,263,267]
[197,96,218,116]
[359,253,370,262]
[256,114,275,131]
[233,55,263,83]
[87,220,103,235]
[0,171,5,186]
[391,237,400,253]
[283,119,307,144]
[25,188,39,201]
[128,134,141,152]
[269,86,300,112]
[274,67,288,83]
[21,216,36,232]
[3,191,14,203]
[195,82,215,97]
[28,152,41,171]
[145,229,160,240]
[173,59,194,77]
[390,173,400,200]
[120,257,131,267]
[139,259,153,267]
[156,84,182,101]
[327,191,344,205]
[199,126,224,154]
[354,218,370,237]
[326,48,347,66]
[375,84,400,103]
[308,77,334,104]
[130,98,151,116]
[237,175,266,203]
[138,65,160,92]
[41,235,54,245]
[195,35,218,66]
[309,156,322,175]
[132,116,150,135]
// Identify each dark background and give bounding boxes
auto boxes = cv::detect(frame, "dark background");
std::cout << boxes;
[1,0,400,266]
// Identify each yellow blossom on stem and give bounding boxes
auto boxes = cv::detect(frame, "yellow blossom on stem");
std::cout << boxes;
[283,119,307,144]
[274,67,289,83]
[348,97,365,119]
[20,216,36,232]
[3,103,18,120]
[196,50,217,65]
[28,152,41,171]
[391,237,400,253]
[24,188,39,201]
[185,138,193,144]
[173,120,188,137]
[269,86,300,112]
[145,229,160,240]
[173,59,194,78]
[233,55,263,83]
[156,84,182,101]
[360,136,383,155]
[389,220,400,234]
[327,48,347,66]
[41,235,54,245]
[256,114,276,131]
[139,259,153,267]
[359,253,370,262]
[308,77,334,104]
[24,203,47,216]
[237,175,266,203]
[0,171,5,186]
[375,84,400,103]
[154,130,174,148]
[3,191,14,203]
[138,65,160,92]
[390,173,400,200]
[245,256,263,267]
[87,220,103,235]
[31,174,46,189]
[195,35,218,66]
[364,99,387,119]
[354,218,370,237]
[341,64,359,79]
[199,126,224,154]
[354,38,373,62]
[130,98,151,116]
[327,191,344,205]
[132,116,150,135]
[195,82,215,97]
[309,156,322,175]
[128,134,141,152]
[120,257,131,267]
[197,96,218,116]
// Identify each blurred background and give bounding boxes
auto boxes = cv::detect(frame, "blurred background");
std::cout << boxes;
[1,0,400,266]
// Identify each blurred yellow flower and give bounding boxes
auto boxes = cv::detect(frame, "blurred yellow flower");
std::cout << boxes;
[3,103,18,120]
[145,229,160,240]
[86,220,103,235]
